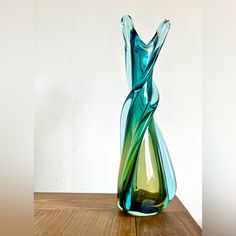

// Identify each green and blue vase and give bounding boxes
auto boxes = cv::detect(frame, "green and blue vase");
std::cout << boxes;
[117,15,177,216]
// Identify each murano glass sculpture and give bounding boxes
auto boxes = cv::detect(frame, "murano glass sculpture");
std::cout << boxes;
[117,15,177,216]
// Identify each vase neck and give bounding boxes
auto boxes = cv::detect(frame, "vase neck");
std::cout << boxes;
[121,15,170,90]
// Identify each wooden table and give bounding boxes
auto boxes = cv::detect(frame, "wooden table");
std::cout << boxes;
[34,193,201,235]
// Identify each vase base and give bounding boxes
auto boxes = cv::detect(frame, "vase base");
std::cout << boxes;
[127,210,158,217]
[117,198,164,217]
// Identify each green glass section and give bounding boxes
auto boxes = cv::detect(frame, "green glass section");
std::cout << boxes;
[117,15,177,216]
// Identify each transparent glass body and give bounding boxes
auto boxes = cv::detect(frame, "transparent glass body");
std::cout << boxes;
[117,15,177,216]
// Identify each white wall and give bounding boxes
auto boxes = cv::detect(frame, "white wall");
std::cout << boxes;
[34,0,202,226]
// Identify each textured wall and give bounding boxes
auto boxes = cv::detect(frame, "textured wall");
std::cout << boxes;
[34,0,202,226]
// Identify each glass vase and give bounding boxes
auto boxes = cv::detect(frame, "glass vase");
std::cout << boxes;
[117,15,177,216]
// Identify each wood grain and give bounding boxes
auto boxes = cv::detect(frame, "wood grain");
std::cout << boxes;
[34,193,201,236]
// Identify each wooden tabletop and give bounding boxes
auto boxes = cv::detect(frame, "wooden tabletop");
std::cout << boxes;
[34,193,201,236]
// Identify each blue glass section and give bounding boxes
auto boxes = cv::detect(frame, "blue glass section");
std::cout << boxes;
[154,122,177,200]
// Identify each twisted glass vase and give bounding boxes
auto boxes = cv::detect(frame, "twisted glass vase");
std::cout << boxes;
[117,15,177,216]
